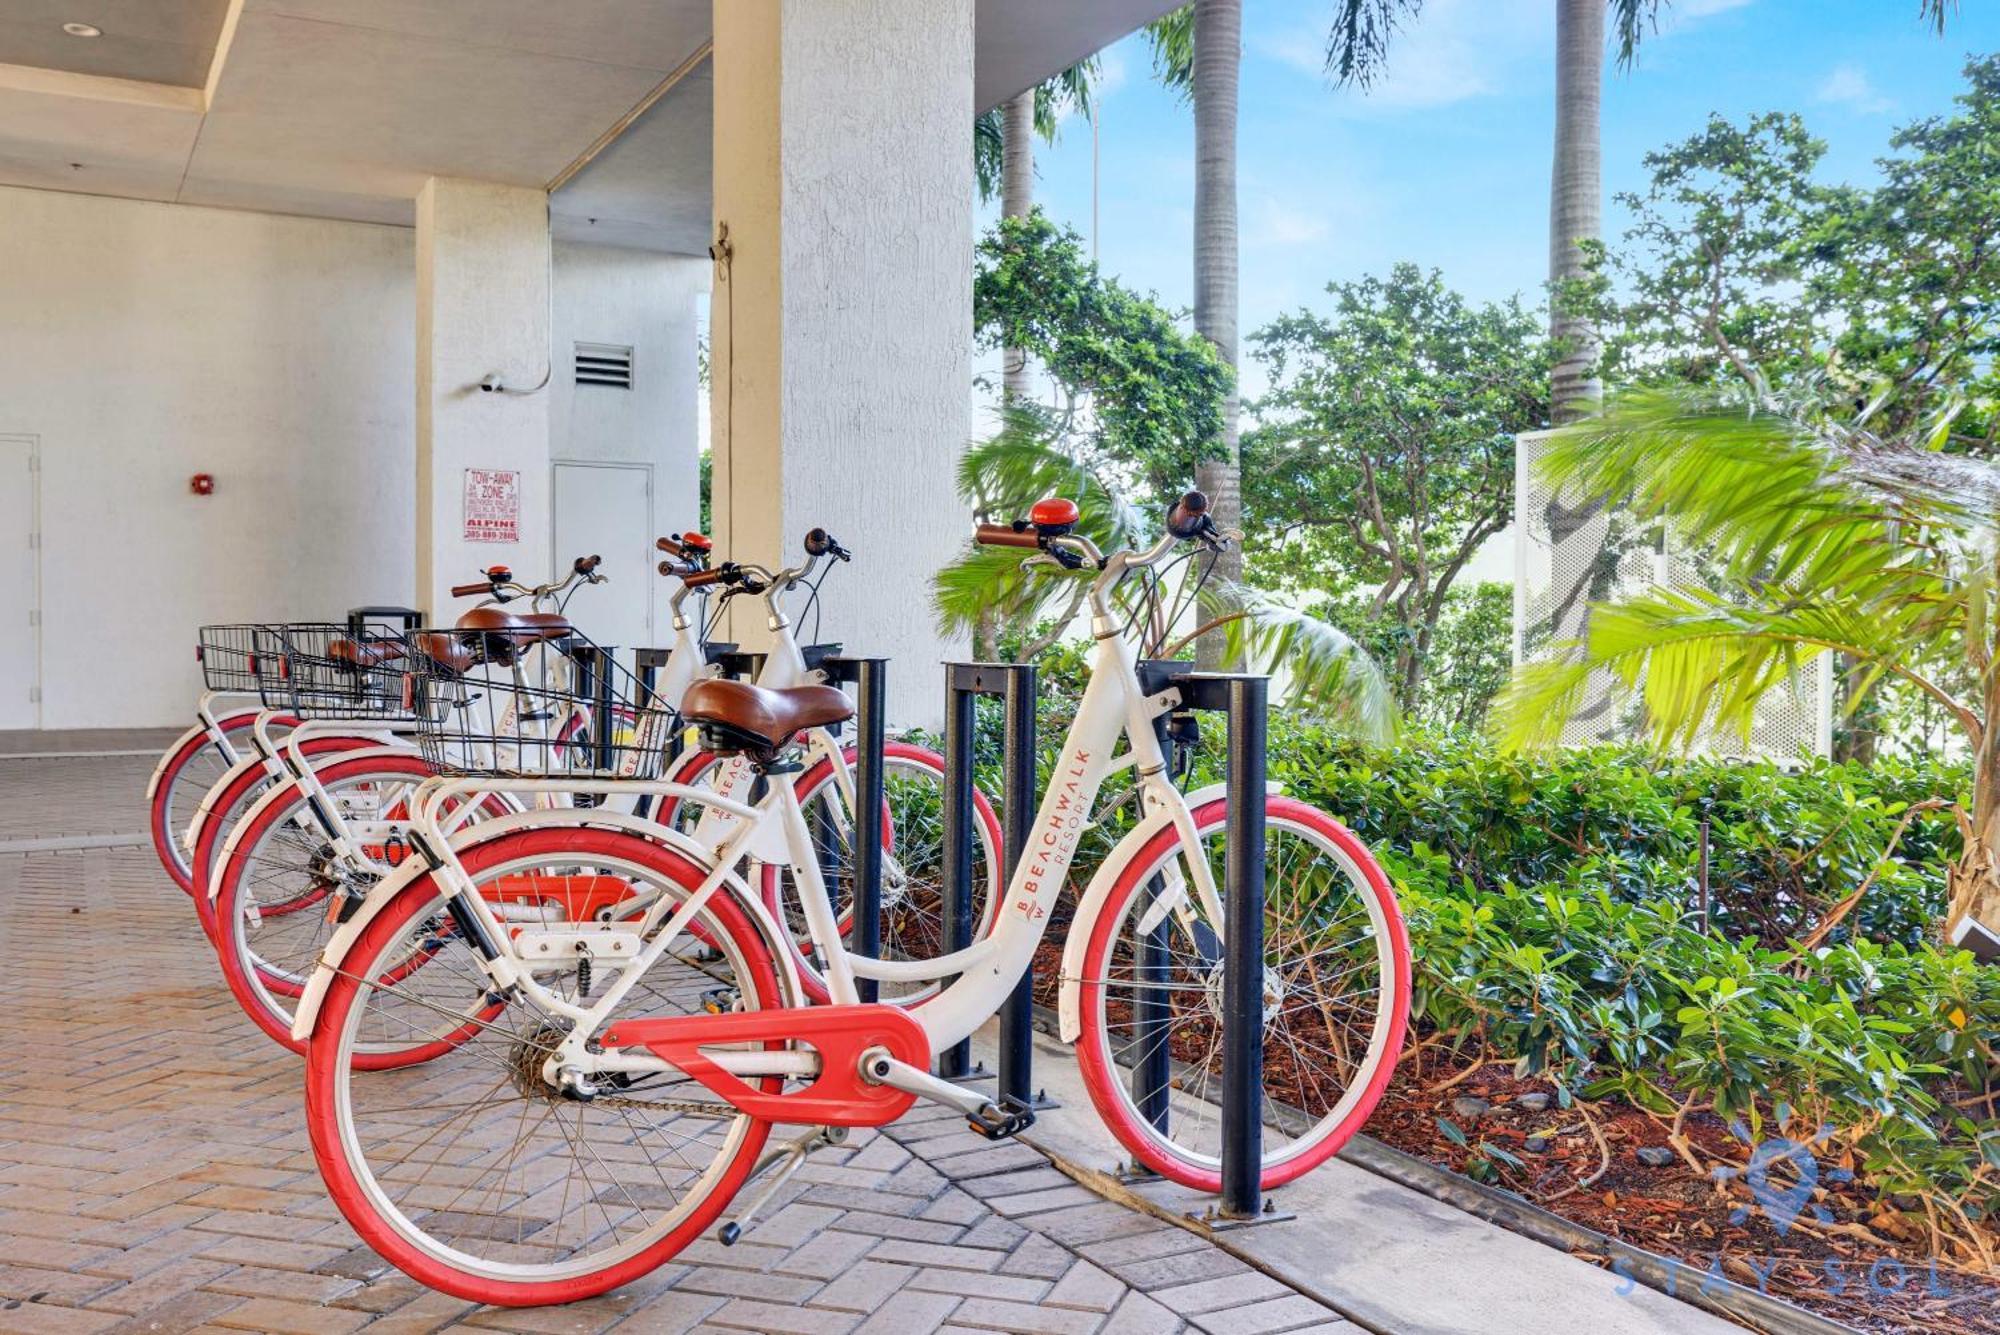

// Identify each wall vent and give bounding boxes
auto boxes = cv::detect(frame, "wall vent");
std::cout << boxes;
[575,342,634,390]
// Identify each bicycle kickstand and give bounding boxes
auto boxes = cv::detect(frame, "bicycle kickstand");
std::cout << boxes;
[718,1125,849,1246]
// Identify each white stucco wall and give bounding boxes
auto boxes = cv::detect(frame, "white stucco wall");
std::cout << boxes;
[0,189,705,729]
[712,0,975,726]
[415,179,552,622]
[0,185,415,729]
[549,241,707,640]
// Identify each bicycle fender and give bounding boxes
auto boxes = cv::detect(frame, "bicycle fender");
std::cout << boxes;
[146,719,216,802]
[209,744,419,902]
[1055,780,1281,1045]
[288,809,798,1042]
[183,751,273,860]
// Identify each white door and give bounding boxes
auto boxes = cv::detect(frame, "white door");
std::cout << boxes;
[0,437,39,729]
[552,461,654,654]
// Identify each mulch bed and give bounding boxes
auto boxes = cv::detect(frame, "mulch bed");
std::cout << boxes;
[1366,1056,2000,1333]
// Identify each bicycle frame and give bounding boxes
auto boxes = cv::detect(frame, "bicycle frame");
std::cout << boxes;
[291,558,1234,1103]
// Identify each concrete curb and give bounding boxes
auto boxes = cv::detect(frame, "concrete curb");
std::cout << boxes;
[1331,1134,1858,1335]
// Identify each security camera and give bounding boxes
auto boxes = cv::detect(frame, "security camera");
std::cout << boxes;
[478,373,504,393]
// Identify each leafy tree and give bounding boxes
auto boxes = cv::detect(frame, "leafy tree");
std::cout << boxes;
[1603,56,2000,446]
[1318,581,1513,733]
[1246,266,1550,708]
[972,211,1231,492]
[1806,54,2000,443]
[1492,388,2000,942]
[1598,112,1828,392]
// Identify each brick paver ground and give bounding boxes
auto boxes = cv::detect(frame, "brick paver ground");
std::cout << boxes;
[0,756,1349,1334]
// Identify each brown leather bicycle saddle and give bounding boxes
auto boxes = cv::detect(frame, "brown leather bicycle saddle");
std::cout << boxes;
[681,680,853,755]
[453,606,573,641]
[327,638,404,669]
[408,631,476,675]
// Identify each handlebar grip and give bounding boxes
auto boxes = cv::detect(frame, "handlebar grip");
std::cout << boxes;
[449,581,493,598]
[656,535,686,556]
[1164,489,1211,539]
[975,523,1040,550]
[573,554,603,574]
[658,559,702,579]
[681,568,729,589]
[804,527,836,557]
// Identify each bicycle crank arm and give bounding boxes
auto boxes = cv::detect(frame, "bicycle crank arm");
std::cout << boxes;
[861,1050,1036,1142]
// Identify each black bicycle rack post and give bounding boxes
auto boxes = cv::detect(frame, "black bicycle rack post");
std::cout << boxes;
[632,648,683,770]
[938,665,982,1081]
[1125,667,1275,1222]
[821,657,888,1005]
[346,605,425,638]
[1219,674,1269,1221]
[567,644,618,770]
[937,662,1049,1108]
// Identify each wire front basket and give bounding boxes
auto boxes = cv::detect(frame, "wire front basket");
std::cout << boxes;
[261,622,421,721]
[404,630,676,779]
[196,624,281,694]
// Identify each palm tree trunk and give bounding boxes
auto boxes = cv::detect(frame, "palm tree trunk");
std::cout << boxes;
[1001,90,1035,403]
[1948,663,2000,939]
[1549,0,1604,425]
[1193,0,1242,668]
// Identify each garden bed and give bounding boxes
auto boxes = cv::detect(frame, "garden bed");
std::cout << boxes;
[1367,1056,2000,1334]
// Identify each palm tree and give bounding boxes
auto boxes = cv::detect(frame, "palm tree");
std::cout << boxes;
[1494,389,2000,941]
[1001,91,1037,401]
[1147,1,1420,662]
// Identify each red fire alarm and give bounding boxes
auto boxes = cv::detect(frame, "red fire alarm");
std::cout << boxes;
[190,473,215,496]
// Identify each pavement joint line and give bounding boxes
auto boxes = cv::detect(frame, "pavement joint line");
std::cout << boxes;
[0,750,161,760]
[0,832,151,854]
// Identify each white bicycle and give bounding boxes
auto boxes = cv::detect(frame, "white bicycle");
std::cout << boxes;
[205,535,998,1056]
[289,488,1411,1307]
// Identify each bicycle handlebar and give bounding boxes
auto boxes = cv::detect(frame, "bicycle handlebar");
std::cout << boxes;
[449,581,493,598]
[573,554,602,575]
[974,523,1039,550]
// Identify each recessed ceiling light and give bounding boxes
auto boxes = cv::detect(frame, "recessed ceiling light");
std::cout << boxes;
[62,22,102,38]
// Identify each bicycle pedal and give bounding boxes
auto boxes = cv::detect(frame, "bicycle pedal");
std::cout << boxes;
[699,986,739,1015]
[967,1100,1035,1142]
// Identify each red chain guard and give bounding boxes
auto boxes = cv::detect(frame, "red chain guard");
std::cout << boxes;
[599,1005,931,1128]
[480,873,638,920]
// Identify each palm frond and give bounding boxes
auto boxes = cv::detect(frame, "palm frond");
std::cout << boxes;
[1608,0,1669,69]
[974,107,1004,203]
[932,545,1089,641]
[1212,585,1398,742]
[936,415,1146,640]
[954,410,1148,550]
[1499,388,1992,751]
[1145,5,1194,102]
[1327,0,1426,87]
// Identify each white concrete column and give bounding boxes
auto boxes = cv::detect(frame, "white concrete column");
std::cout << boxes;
[415,177,551,621]
[710,0,974,725]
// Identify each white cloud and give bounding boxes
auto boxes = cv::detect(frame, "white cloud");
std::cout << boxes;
[1248,196,1329,247]
[1247,0,1548,113]
[1815,62,1895,114]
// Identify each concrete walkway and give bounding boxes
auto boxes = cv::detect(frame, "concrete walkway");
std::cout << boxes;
[0,756,1350,1334]
[0,753,1742,1334]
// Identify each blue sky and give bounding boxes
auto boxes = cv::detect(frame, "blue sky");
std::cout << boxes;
[999,0,2000,400]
